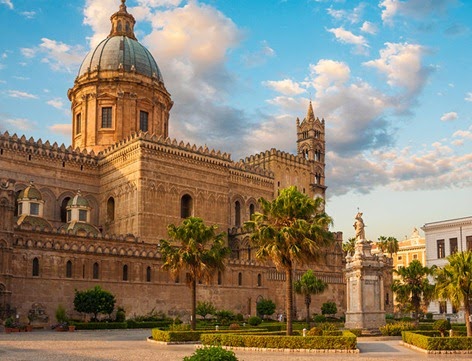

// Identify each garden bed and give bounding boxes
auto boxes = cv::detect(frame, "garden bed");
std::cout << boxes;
[402,331,472,353]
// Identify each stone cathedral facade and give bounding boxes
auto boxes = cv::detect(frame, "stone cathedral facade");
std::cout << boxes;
[0,1,344,325]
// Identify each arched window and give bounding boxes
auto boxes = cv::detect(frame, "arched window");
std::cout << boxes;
[238,272,242,286]
[234,201,241,227]
[32,257,39,276]
[249,204,255,219]
[122,265,128,281]
[257,273,262,287]
[217,271,222,285]
[385,292,389,305]
[66,260,72,278]
[117,20,122,32]
[180,194,193,218]
[146,266,151,282]
[247,246,251,261]
[107,197,115,222]
[93,262,99,279]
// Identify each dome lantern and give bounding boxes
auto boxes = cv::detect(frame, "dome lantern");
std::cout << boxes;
[109,0,137,40]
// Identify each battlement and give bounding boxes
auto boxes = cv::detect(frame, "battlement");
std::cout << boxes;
[242,148,309,167]
[0,131,99,165]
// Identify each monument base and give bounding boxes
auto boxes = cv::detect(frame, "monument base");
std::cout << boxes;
[345,311,386,331]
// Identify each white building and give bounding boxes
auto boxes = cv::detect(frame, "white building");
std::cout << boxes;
[422,216,472,317]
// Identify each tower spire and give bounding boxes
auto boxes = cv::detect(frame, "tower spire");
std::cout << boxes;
[109,0,137,40]
[306,100,315,121]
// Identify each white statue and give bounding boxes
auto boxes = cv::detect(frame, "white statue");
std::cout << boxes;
[353,212,365,241]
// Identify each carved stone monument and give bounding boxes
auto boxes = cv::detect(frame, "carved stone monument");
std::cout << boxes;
[345,212,388,332]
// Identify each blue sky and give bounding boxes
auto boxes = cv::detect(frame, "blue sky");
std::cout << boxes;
[0,0,471,242]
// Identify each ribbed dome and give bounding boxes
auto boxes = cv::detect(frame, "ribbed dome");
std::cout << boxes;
[77,36,163,82]
[67,190,90,208]
[18,183,42,201]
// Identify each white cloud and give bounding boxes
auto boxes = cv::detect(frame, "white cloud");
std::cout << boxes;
[363,42,431,95]
[309,59,350,94]
[242,40,276,67]
[38,38,85,73]
[1,118,36,132]
[453,128,472,140]
[263,79,305,96]
[47,98,64,109]
[49,124,71,136]
[380,0,458,25]
[465,92,472,102]
[440,111,458,122]
[21,48,36,58]
[327,27,369,54]
[360,21,377,35]
[7,90,38,99]
[21,11,36,19]
[0,0,13,10]
[83,0,117,48]
[326,3,365,24]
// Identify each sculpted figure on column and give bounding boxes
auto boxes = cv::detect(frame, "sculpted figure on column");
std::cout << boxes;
[353,212,365,241]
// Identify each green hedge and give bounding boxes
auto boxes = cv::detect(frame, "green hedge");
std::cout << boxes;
[379,322,415,336]
[151,328,267,342]
[127,320,172,329]
[402,331,472,351]
[201,331,357,350]
[73,322,127,330]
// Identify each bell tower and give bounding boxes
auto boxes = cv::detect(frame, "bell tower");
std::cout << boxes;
[296,101,326,198]
[68,0,173,153]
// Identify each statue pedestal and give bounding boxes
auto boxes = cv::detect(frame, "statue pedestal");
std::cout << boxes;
[344,239,388,333]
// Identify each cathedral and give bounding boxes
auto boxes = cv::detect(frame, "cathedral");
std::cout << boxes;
[0,1,345,326]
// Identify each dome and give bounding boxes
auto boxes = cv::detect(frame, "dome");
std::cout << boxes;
[18,182,42,201]
[67,190,90,208]
[78,36,163,81]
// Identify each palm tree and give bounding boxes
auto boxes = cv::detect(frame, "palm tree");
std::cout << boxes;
[377,236,399,258]
[391,260,435,321]
[434,250,472,336]
[294,269,327,325]
[342,237,356,257]
[160,217,230,330]
[245,186,334,335]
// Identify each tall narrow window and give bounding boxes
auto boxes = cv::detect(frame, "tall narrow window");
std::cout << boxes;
[385,292,389,305]
[93,262,99,279]
[122,265,128,281]
[180,194,193,218]
[107,197,115,222]
[101,107,112,128]
[76,113,81,135]
[235,201,241,227]
[61,197,71,223]
[449,238,458,254]
[32,257,39,276]
[466,236,472,251]
[238,272,242,286]
[217,271,222,285]
[79,209,87,222]
[439,301,447,314]
[139,111,149,132]
[249,204,255,219]
[146,266,151,282]
[257,273,262,287]
[30,203,39,215]
[66,260,72,278]
[437,239,445,259]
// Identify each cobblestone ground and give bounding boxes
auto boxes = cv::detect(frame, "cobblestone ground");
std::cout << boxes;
[0,329,470,361]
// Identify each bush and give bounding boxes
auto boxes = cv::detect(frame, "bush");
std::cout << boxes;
[318,322,339,331]
[379,321,415,336]
[115,307,126,322]
[256,298,276,320]
[235,313,244,322]
[306,327,322,336]
[126,320,171,329]
[73,322,127,330]
[215,310,235,326]
[196,301,216,320]
[425,312,433,320]
[321,302,337,316]
[403,331,472,351]
[183,346,238,361]
[169,323,191,331]
[313,314,326,323]
[247,316,262,326]
[433,319,451,337]
[73,285,116,321]
[229,323,240,330]
[55,304,68,323]
[349,329,363,337]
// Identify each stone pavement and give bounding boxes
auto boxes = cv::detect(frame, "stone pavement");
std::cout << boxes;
[0,329,470,361]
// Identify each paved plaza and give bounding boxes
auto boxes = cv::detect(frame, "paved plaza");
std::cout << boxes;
[0,329,470,361]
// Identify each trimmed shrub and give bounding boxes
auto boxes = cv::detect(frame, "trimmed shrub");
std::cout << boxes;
[318,322,339,331]
[73,322,127,330]
[433,319,451,337]
[425,312,433,320]
[313,314,326,323]
[201,331,357,350]
[306,327,322,336]
[247,316,262,326]
[216,310,235,326]
[379,321,415,336]
[183,346,238,361]
[115,307,126,322]
[126,320,171,329]
[349,329,363,337]
[229,323,240,330]
[403,331,472,351]
[321,302,337,316]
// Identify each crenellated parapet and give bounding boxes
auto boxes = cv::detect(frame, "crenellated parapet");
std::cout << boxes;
[0,131,99,166]
[242,148,309,168]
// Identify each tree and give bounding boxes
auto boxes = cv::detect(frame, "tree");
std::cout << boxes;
[321,301,337,317]
[434,250,472,336]
[391,260,435,321]
[294,269,327,325]
[245,186,334,335]
[160,217,230,330]
[196,301,216,321]
[377,236,399,257]
[256,298,276,320]
[73,286,116,321]
[342,237,356,257]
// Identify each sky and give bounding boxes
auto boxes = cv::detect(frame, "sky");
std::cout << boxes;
[0,0,471,243]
